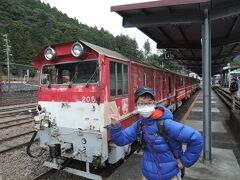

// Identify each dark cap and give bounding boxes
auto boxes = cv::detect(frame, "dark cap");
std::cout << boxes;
[135,86,155,100]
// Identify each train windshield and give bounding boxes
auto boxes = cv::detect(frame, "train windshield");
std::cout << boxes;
[41,60,99,85]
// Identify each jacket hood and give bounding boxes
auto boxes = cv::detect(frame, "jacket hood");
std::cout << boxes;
[140,103,173,123]
[154,103,173,120]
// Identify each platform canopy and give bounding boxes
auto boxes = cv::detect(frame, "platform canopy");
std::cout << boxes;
[111,0,240,75]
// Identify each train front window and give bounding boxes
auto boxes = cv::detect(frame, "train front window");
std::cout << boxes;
[41,60,99,85]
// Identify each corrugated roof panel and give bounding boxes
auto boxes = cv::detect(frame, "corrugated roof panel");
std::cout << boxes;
[80,40,130,61]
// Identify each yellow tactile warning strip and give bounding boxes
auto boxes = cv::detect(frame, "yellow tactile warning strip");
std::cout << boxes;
[180,91,201,124]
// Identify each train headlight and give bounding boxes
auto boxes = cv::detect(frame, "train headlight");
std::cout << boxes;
[71,42,84,57]
[44,47,56,61]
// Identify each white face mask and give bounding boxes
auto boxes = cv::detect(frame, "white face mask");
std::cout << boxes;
[137,105,155,118]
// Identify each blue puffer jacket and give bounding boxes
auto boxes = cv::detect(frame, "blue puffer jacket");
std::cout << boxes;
[109,104,203,180]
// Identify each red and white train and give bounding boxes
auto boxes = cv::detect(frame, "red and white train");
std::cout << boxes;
[29,40,199,179]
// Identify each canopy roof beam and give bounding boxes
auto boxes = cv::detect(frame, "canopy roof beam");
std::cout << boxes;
[122,1,240,28]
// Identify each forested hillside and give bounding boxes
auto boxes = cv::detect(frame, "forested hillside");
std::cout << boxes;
[0,0,181,78]
[0,0,144,66]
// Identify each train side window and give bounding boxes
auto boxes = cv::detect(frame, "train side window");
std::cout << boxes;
[110,62,117,96]
[123,64,128,95]
[110,61,128,97]
[117,63,123,96]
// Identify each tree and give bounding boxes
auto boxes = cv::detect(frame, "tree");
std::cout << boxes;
[143,39,151,57]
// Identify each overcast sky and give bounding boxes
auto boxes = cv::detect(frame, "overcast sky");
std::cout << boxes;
[40,0,158,53]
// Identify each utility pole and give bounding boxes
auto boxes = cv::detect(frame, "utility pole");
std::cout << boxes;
[3,34,11,92]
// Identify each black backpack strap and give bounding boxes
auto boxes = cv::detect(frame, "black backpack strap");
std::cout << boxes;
[157,120,185,178]
[137,121,142,143]
[157,120,177,159]
[136,121,146,152]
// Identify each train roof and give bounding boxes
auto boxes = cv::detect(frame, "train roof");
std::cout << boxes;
[80,40,130,62]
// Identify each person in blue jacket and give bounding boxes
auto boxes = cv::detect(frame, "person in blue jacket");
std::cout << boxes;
[109,86,203,180]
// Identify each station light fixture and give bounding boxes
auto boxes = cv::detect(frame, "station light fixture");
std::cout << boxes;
[44,47,56,61]
[71,42,84,57]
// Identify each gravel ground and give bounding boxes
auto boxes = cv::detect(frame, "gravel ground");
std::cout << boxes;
[0,143,49,180]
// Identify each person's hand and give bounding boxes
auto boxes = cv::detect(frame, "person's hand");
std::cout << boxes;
[110,106,121,127]
[177,159,184,169]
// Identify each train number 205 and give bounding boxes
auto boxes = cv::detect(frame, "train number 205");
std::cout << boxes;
[81,96,96,103]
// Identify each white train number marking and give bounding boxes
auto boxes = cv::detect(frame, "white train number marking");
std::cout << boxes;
[82,96,96,103]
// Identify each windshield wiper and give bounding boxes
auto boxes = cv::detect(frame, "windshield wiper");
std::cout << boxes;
[85,66,99,88]
[68,72,78,88]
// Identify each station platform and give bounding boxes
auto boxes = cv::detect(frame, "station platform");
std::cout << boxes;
[107,90,240,180]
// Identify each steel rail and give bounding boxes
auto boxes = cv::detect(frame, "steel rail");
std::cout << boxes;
[0,130,34,143]
[0,141,30,154]
[0,108,35,118]
[212,86,240,110]
[0,103,37,111]
[0,116,31,126]
[0,119,33,130]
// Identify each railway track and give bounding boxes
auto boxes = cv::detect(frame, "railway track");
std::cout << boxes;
[0,130,34,154]
[0,103,36,154]
[0,114,34,153]
[0,103,36,111]
[0,103,36,118]
[212,86,240,110]
[0,117,33,130]
[0,92,37,107]
[0,116,32,126]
